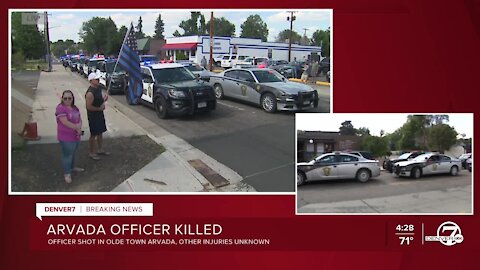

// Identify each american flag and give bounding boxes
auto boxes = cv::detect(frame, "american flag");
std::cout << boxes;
[116,23,143,105]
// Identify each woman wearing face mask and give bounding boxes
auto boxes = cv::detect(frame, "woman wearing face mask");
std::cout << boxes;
[55,90,84,183]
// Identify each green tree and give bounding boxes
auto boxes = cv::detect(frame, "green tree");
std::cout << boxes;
[240,14,268,41]
[172,30,181,37]
[206,17,235,37]
[428,124,458,153]
[51,39,76,57]
[178,12,207,36]
[356,127,371,137]
[275,29,301,44]
[361,136,389,157]
[136,16,146,39]
[339,120,356,136]
[154,14,165,39]
[11,12,45,59]
[311,27,330,57]
[79,17,118,55]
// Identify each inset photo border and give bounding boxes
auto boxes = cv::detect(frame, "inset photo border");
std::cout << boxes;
[295,113,473,215]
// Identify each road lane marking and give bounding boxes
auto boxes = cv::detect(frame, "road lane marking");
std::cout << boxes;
[243,162,293,180]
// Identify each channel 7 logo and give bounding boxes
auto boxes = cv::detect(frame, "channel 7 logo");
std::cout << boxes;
[425,221,464,246]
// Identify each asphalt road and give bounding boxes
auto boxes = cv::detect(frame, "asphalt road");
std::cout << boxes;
[112,85,329,192]
[297,169,472,207]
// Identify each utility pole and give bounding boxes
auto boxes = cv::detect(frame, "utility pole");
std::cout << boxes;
[302,28,308,37]
[44,12,52,72]
[209,12,214,71]
[287,11,296,62]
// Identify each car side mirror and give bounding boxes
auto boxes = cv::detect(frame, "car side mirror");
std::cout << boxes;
[143,76,154,84]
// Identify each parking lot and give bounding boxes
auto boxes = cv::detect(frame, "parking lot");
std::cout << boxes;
[297,169,472,213]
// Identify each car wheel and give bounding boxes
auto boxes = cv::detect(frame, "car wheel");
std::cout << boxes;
[154,97,169,119]
[261,93,277,113]
[356,169,371,183]
[214,84,224,99]
[411,167,422,179]
[450,166,459,176]
[297,171,306,186]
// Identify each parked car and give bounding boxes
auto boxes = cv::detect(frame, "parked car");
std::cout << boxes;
[466,158,472,172]
[137,63,216,118]
[139,54,159,65]
[384,151,426,173]
[319,57,330,75]
[210,67,319,112]
[458,153,472,169]
[297,152,381,186]
[177,61,212,82]
[220,55,249,68]
[347,151,375,161]
[98,59,127,94]
[393,153,461,179]
[235,57,269,67]
[270,64,303,79]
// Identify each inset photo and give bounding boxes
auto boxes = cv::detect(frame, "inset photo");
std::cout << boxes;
[296,113,473,214]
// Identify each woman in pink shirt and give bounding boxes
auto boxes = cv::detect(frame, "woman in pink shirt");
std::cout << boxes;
[55,90,84,183]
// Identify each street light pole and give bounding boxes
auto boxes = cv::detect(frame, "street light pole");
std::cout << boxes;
[209,11,214,71]
[44,12,52,72]
[287,11,296,62]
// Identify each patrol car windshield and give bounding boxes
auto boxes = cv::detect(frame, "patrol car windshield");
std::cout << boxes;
[412,154,430,162]
[88,60,103,68]
[252,70,284,83]
[184,64,203,72]
[398,153,412,159]
[105,62,125,73]
[151,67,196,83]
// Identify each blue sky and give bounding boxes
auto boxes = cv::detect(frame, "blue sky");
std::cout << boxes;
[296,114,474,138]
[39,10,331,43]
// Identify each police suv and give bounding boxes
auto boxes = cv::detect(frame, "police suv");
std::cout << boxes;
[138,63,216,118]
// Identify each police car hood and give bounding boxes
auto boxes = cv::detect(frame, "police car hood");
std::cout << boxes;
[160,80,209,89]
[298,160,315,166]
[262,81,315,94]
[395,159,422,167]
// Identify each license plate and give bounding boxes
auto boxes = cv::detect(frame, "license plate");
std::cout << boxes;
[303,100,311,105]
[198,102,207,108]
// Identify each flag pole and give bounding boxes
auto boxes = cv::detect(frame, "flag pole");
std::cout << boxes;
[107,23,133,95]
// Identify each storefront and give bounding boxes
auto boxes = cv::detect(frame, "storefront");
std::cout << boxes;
[162,35,323,64]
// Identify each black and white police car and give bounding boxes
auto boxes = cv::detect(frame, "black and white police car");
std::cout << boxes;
[393,153,462,179]
[138,63,216,118]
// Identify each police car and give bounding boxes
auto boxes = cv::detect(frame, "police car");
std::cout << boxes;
[210,67,319,112]
[393,153,461,179]
[139,63,216,118]
[97,59,127,94]
[297,152,381,186]
[83,56,105,78]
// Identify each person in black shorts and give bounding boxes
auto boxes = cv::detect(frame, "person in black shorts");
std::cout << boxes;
[85,72,110,160]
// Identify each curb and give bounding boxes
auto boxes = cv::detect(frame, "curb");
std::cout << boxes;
[288,78,330,86]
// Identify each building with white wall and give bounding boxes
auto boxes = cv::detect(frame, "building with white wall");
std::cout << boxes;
[162,35,323,64]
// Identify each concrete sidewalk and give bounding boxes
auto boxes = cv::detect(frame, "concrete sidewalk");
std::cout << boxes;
[26,66,254,192]
[298,185,472,214]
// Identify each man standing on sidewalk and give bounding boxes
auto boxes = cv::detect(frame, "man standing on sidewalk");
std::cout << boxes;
[310,60,319,83]
[85,73,110,160]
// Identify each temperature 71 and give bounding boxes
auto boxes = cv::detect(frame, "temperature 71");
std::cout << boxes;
[399,236,414,245]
